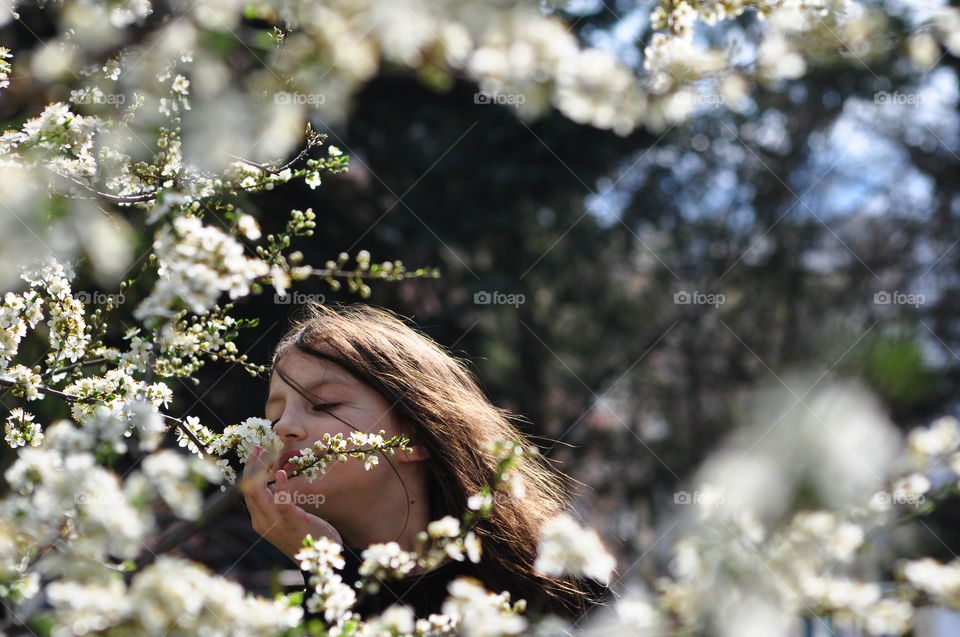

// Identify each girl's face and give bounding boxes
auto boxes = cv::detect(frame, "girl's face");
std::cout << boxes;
[264,348,409,516]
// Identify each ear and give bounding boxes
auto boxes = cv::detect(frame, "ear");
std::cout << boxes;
[397,422,430,463]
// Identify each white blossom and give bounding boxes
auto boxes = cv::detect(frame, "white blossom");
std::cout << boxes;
[534,512,615,584]
[135,216,269,320]
[428,515,462,539]
[908,416,960,457]
[237,213,262,240]
[297,536,358,625]
[305,171,322,189]
[48,557,302,636]
[903,558,960,607]
[4,407,42,448]
[141,449,203,519]
[441,578,527,637]
[358,542,418,589]
[209,416,282,462]
[358,605,415,636]
[0,364,43,400]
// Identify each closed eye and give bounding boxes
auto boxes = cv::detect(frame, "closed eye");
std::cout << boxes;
[312,402,341,413]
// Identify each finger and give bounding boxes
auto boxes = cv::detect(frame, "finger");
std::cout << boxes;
[246,477,281,521]
[244,445,263,471]
[273,470,292,512]
[241,447,272,494]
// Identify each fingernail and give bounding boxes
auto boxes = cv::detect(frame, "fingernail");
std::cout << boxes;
[253,445,262,454]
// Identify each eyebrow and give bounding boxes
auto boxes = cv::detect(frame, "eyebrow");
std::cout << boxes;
[265,377,352,407]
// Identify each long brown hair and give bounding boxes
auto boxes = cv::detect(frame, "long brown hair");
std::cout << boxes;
[269,302,605,619]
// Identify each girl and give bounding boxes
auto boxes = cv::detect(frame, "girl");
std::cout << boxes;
[243,302,609,622]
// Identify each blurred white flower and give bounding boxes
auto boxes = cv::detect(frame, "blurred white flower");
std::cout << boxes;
[534,512,616,584]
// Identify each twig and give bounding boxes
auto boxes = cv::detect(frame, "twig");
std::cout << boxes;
[40,357,108,381]
[47,167,159,203]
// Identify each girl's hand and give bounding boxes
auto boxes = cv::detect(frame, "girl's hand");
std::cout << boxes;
[242,445,343,564]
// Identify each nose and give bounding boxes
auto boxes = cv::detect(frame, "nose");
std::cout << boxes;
[273,408,307,441]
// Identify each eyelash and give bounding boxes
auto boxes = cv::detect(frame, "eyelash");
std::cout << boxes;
[267,402,340,423]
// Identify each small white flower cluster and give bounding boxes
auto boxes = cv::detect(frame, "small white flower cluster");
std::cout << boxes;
[483,440,534,502]
[785,511,865,563]
[236,214,261,240]
[892,472,932,502]
[441,578,527,637]
[135,215,270,320]
[152,311,250,378]
[427,515,461,539]
[908,415,960,459]
[0,47,10,91]
[358,542,419,592]
[902,558,960,608]
[0,364,43,401]
[20,258,91,367]
[282,430,411,481]
[650,1,699,37]
[138,449,205,519]
[642,33,726,96]
[355,605,417,636]
[295,536,358,626]
[107,0,153,28]
[499,470,526,499]
[534,512,616,584]
[159,74,191,117]
[176,415,217,455]
[467,491,494,512]
[467,9,644,135]
[0,290,44,370]
[226,162,295,192]
[46,557,302,636]
[4,408,42,448]
[4,446,151,572]
[39,401,164,459]
[209,416,282,463]
[116,326,153,374]
[657,506,913,636]
[175,416,242,491]
[64,367,173,425]
[756,32,808,82]
[0,102,99,161]
[874,415,960,512]
[421,515,483,564]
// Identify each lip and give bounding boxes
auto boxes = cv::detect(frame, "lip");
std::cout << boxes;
[277,449,303,473]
